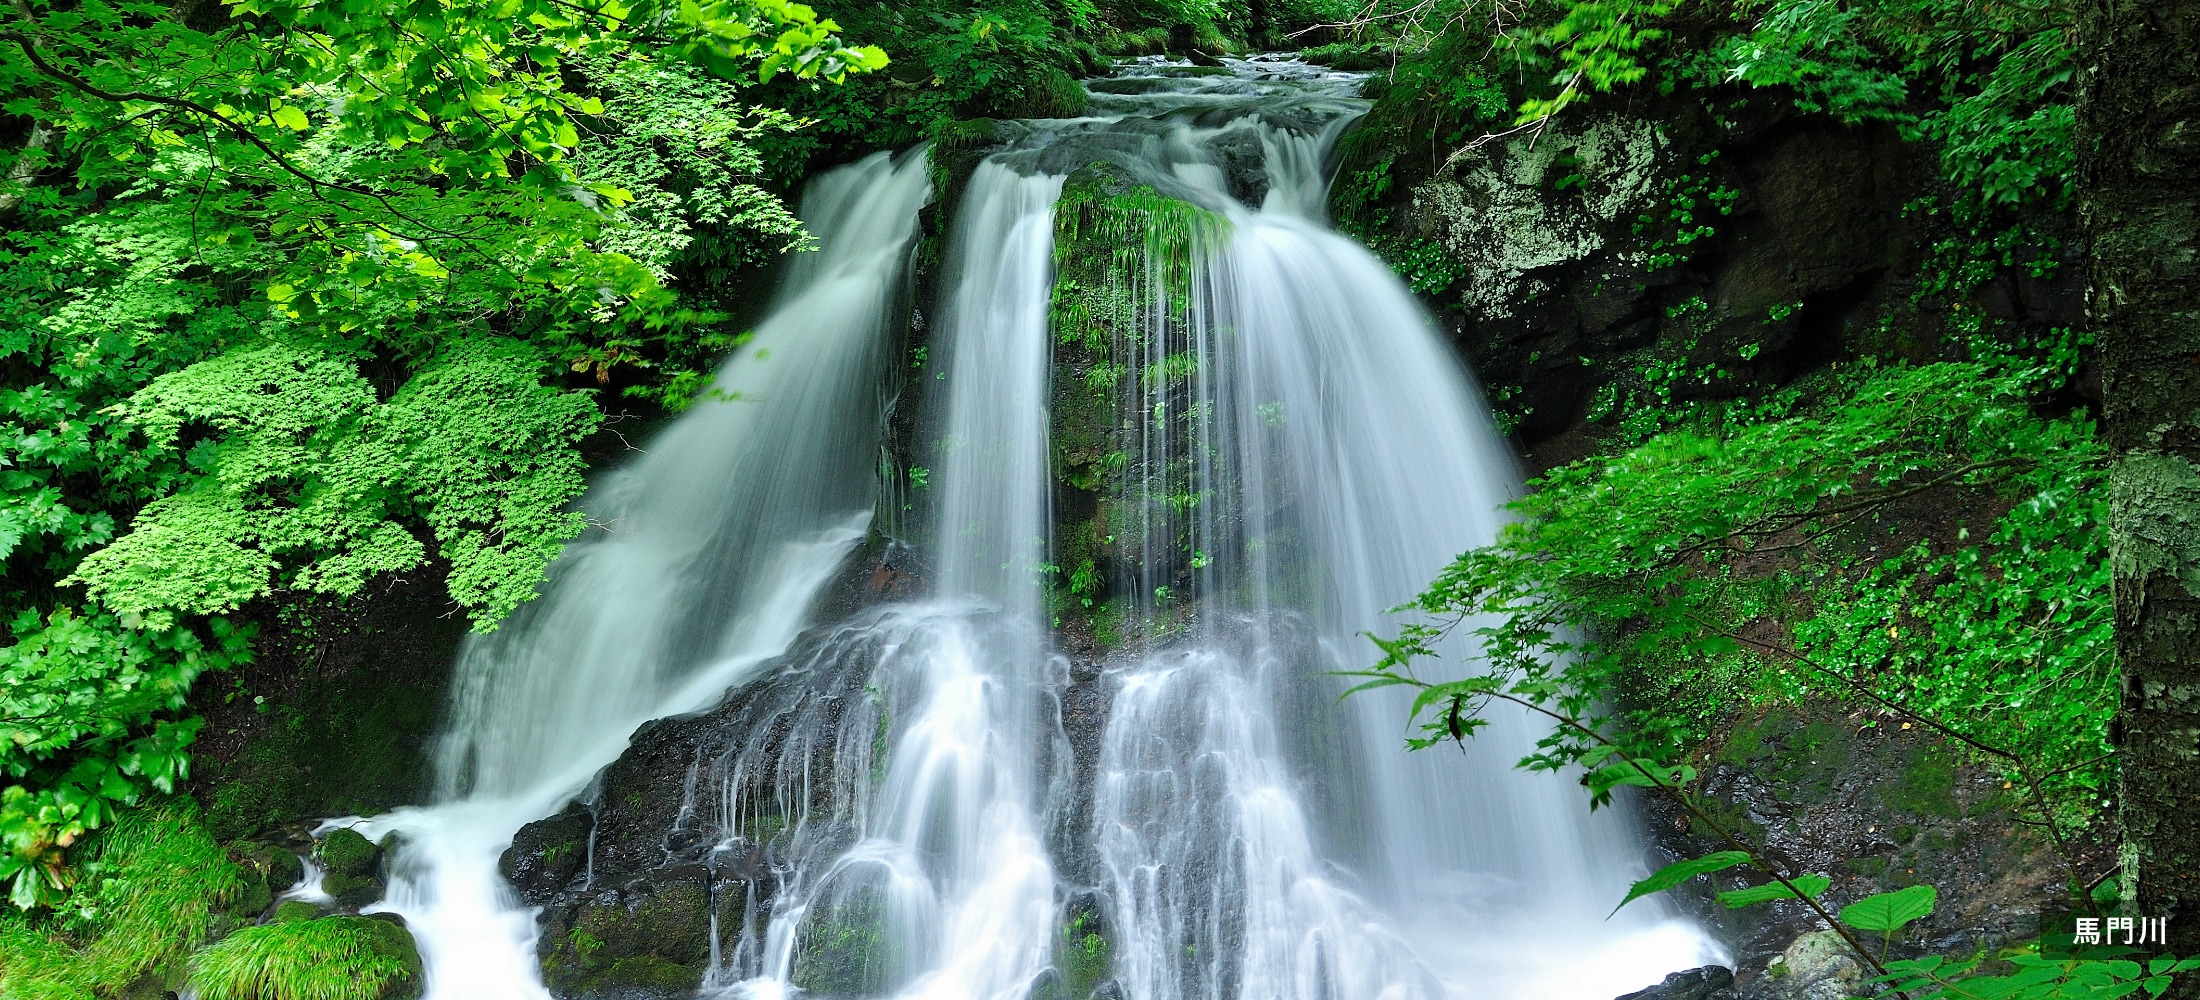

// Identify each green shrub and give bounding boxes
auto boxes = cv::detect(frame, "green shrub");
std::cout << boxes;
[0,802,246,997]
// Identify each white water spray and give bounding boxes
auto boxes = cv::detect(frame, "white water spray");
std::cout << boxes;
[351,55,1719,1000]
[711,152,1072,1000]
[345,149,933,1000]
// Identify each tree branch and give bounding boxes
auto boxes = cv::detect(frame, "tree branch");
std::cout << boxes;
[3,29,503,249]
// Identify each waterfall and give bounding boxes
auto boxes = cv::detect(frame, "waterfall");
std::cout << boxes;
[1064,78,1716,1000]
[347,55,1717,1000]
[1017,57,1722,1000]
[704,152,1072,1000]
[343,148,933,1000]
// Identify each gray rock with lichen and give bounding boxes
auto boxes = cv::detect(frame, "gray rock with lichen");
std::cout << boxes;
[1755,930,1866,1000]
[1412,115,1672,321]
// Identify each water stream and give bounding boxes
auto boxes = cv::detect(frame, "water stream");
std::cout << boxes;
[352,56,1718,1000]
[346,148,934,1000]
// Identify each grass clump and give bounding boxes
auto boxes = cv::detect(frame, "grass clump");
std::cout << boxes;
[188,916,422,1000]
[0,800,248,998]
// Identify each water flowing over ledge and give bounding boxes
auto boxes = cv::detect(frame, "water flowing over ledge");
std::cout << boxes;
[353,56,1721,1000]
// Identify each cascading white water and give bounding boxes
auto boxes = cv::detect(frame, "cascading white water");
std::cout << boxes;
[342,148,934,1000]
[1048,56,1724,1000]
[334,55,1720,1000]
[708,157,1071,1000]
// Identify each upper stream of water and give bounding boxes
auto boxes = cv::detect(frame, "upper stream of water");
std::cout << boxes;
[346,54,1720,1000]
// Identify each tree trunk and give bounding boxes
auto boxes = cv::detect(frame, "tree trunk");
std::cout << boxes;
[2074,0,2200,972]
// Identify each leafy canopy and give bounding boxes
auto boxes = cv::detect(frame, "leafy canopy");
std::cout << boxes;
[0,0,883,908]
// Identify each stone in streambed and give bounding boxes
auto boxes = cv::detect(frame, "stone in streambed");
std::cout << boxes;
[1616,966,1738,1000]
[318,827,385,908]
[539,876,713,999]
[225,840,308,918]
[274,898,324,922]
[320,827,380,876]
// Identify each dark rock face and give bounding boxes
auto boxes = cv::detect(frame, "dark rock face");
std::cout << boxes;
[1640,708,2096,999]
[192,571,468,844]
[1617,966,1738,1000]
[503,543,927,998]
[1343,91,2082,466]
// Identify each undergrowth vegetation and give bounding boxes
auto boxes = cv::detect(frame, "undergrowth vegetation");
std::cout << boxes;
[0,802,247,998]
[1329,0,2144,985]
[187,916,421,1000]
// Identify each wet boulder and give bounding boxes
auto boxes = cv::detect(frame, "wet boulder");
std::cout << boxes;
[537,874,716,999]
[503,802,594,900]
[319,827,385,909]
[1617,966,1738,1000]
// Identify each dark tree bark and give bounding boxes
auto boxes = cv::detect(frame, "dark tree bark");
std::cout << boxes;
[2074,0,2200,971]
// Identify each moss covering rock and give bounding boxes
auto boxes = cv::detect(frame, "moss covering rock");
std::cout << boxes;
[187,916,423,1000]
[317,828,385,909]
[539,880,714,998]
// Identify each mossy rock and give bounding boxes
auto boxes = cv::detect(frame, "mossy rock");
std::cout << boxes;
[320,828,381,878]
[572,882,713,966]
[226,841,306,915]
[321,871,384,909]
[598,956,703,995]
[544,878,716,996]
[228,864,275,919]
[265,847,305,890]
[274,899,325,922]
[188,915,422,1000]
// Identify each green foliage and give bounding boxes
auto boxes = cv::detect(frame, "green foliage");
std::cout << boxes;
[1367,354,2114,860]
[1717,873,1830,908]
[744,0,1094,176]
[188,916,421,1000]
[1058,908,1112,998]
[1516,0,1683,124]
[1333,0,2074,237]
[1598,838,2186,999]
[1367,235,1467,295]
[1616,850,1750,912]
[1680,0,2075,220]
[0,0,885,908]
[1876,953,2200,1000]
[1840,883,1936,934]
[65,340,598,632]
[0,801,247,996]
[0,613,251,906]
[571,57,814,282]
[1050,174,1229,352]
[1631,158,1739,271]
